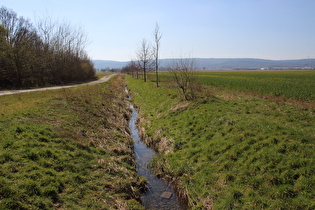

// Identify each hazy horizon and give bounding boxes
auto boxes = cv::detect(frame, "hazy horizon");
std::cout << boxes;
[93,57,315,62]
[2,0,315,61]
[92,58,315,70]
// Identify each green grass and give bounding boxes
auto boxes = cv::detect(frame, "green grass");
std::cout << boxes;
[0,75,145,209]
[151,71,315,101]
[95,71,112,78]
[126,73,315,209]
[194,71,315,102]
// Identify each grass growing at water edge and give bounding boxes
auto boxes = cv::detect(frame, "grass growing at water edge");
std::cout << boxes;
[0,75,145,209]
[126,72,315,209]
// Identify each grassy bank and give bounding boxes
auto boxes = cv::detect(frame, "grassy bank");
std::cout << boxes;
[0,75,145,209]
[126,72,315,209]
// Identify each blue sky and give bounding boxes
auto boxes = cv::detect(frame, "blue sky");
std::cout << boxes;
[1,0,315,61]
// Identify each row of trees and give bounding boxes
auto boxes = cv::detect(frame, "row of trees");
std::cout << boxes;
[122,23,162,87]
[0,7,95,88]
[122,23,198,100]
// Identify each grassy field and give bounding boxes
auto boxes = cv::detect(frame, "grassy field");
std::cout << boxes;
[155,70,315,102]
[95,71,112,77]
[195,71,315,102]
[126,71,315,209]
[0,75,145,209]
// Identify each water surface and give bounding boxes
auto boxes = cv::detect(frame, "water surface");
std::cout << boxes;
[129,104,186,210]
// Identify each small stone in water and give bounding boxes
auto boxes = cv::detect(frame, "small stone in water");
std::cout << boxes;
[161,192,173,199]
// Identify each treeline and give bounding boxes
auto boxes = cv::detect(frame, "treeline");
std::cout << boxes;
[121,23,200,100]
[121,23,162,88]
[0,6,95,88]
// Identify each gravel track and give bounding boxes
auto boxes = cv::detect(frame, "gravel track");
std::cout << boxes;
[0,74,116,96]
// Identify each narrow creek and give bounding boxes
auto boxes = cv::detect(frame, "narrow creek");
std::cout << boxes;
[127,93,186,209]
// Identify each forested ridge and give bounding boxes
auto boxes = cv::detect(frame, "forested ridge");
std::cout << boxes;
[0,6,95,89]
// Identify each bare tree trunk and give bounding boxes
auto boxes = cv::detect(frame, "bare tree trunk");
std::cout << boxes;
[143,60,147,82]
[136,39,152,82]
[153,23,162,87]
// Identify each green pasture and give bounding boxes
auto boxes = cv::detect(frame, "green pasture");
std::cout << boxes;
[153,70,315,101]
[195,71,315,101]
[126,73,315,209]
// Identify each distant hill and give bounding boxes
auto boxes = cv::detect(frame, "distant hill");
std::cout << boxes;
[194,58,315,70]
[93,58,315,70]
[93,60,128,70]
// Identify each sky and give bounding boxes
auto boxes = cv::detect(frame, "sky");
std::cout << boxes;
[1,0,315,61]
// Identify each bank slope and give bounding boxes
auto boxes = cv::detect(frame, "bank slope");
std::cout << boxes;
[0,75,145,209]
[126,75,315,209]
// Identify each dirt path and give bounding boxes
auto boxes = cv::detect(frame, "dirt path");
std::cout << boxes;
[0,74,116,96]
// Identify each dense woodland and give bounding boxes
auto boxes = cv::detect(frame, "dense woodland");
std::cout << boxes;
[0,7,95,89]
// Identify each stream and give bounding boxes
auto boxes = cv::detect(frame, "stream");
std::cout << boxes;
[128,102,186,209]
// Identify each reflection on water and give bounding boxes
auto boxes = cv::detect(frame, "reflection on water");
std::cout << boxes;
[129,104,186,210]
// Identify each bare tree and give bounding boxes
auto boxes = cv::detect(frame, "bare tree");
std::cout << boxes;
[121,60,140,78]
[153,23,162,87]
[0,6,95,88]
[170,57,198,100]
[136,39,152,82]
